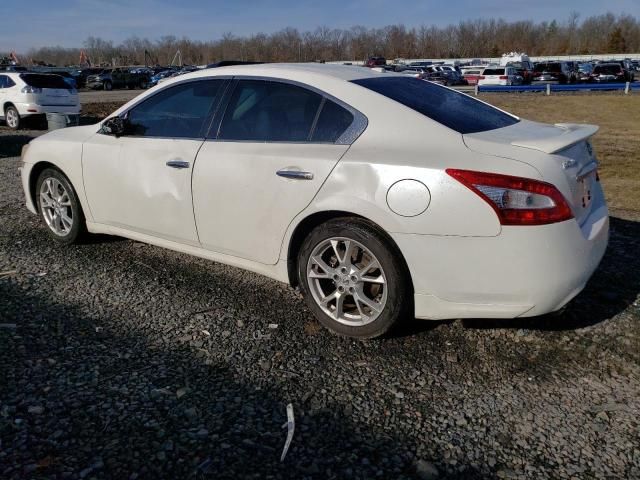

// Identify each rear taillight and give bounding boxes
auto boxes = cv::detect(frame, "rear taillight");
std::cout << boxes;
[21,85,42,94]
[479,75,485,79]
[446,169,573,226]
[499,75,508,80]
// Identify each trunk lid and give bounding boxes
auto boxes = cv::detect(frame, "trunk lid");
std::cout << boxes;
[463,120,600,225]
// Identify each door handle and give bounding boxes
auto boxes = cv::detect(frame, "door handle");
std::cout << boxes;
[276,170,314,180]
[166,160,190,169]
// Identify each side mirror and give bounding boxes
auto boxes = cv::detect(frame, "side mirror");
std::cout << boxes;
[101,117,126,137]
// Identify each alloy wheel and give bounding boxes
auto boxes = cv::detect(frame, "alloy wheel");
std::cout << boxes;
[6,109,18,128]
[39,177,73,236]
[306,237,387,326]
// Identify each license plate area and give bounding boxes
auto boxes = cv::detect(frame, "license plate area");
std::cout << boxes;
[578,172,595,209]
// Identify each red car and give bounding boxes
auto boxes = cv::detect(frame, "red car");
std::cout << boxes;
[365,56,386,68]
[462,68,484,85]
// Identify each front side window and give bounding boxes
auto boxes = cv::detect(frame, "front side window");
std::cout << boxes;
[352,76,519,134]
[218,80,322,142]
[126,79,224,138]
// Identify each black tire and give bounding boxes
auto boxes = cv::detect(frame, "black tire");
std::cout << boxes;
[35,168,87,245]
[297,217,411,339]
[4,105,21,130]
[139,79,148,89]
[103,81,113,91]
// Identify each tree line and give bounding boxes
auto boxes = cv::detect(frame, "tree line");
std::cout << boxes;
[21,12,640,67]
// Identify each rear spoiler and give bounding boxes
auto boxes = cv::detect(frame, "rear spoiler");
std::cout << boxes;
[511,123,599,154]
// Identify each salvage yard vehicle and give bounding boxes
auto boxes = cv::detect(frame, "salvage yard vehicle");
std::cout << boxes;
[86,67,150,90]
[478,66,522,86]
[590,63,627,83]
[532,61,576,84]
[0,72,79,130]
[19,64,609,338]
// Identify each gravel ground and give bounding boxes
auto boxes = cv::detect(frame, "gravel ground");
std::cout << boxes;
[79,90,141,104]
[1,132,639,479]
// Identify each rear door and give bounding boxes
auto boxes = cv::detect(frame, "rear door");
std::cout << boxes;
[192,78,365,264]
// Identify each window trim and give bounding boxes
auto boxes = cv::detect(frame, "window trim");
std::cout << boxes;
[207,75,367,145]
[101,77,233,141]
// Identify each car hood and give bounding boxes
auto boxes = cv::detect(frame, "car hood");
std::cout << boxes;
[30,124,100,146]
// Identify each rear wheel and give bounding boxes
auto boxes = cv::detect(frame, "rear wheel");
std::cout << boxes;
[297,217,411,339]
[36,168,86,245]
[5,105,20,130]
[103,81,113,91]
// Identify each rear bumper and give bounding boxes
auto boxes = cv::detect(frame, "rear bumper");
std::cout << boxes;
[15,102,80,116]
[392,199,609,320]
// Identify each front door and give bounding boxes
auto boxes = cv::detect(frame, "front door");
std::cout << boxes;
[83,78,227,245]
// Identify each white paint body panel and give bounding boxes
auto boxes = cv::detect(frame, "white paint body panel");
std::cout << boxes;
[19,64,609,322]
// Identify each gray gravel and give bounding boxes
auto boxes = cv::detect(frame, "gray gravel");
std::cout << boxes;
[1,136,639,479]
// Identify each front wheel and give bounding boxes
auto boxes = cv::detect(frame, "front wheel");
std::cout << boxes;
[297,218,411,339]
[36,169,86,245]
[103,81,113,91]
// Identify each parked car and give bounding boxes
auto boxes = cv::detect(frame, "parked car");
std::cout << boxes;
[532,62,576,84]
[72,68,104,89]
[590,63,627,83]
[610,60,635,82]
[365,56,386,68]
[478,66,521,86]
[86,67,150,90]
[398,67,429,79]
[0,72,79,129]
[503,61,534,84]
[19,65,608,338]
[461,68,484,86]
[577,63,594,82]
[149,68,177,87]
[430,65,466,85]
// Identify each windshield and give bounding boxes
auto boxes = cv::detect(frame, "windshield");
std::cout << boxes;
[20,73,69,89]
[351,76,519,134]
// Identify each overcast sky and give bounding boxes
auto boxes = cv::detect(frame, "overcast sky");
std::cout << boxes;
[1,0,638,50]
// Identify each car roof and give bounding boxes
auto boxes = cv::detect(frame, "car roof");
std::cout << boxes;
[176,63,386,84]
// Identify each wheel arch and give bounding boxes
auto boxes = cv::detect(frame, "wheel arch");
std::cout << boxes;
[286,210,414,294]
[28,161,72,213]
[3,101,16,113]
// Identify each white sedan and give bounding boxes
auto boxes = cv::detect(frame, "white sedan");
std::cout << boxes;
[0,72,80,129]
[19,64,608,338]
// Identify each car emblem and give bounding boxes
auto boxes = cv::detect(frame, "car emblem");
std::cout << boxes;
[562,159,577,169]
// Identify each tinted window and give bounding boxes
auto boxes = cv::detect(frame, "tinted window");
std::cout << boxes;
[311,100,354,143]
[20,73,69,89]
[351,77,519,134]
[594,65,622,75]
[0,76,6,88]
[483,68,505,75]
[126,80,223,138]
[218,80,322,141]
[534,63,562,73]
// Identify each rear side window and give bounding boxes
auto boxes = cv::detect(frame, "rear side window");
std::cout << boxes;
[311,99,354,143]
[20,73,69,89]
[126,79,224,138]
[218,80,322,142]
[351,77,519,134]
[0,75,14,88]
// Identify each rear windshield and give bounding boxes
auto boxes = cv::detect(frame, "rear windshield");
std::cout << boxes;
[20,73,69,89]
[351,76,519,134]
[465,70,481,75]
[483,68,505,75]
[534,63,562,73]
[594,65,621,75]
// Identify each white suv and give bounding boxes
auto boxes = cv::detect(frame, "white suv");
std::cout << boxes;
[0,72,80,129]
[478,66,522,86]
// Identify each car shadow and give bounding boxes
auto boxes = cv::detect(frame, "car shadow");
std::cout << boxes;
[0,133,37,158]
[461,215,639,332]
[0,280,487,479]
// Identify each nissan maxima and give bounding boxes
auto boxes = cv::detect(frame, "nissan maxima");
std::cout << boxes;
[19,64,609,338]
